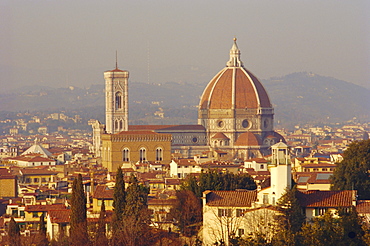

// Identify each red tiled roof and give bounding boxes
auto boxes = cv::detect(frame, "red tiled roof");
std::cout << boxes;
[356,200,370,214]
[205,190,257,207]
[20,168,57,175]
[245,158,267,163]
[93,185,114,199]
[234,132,261,146]
[26,204,66,212]
[297,190,354,208]
[148,198,177,206]
[117,130,159,135]
[48,209,71,223]
[211,132,229,140]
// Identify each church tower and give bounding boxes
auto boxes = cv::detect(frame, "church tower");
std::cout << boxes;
[104,60,129,134]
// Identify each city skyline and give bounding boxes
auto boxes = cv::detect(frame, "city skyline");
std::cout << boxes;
[1,0,369,92]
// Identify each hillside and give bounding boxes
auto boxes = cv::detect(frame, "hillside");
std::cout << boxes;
[0,72,368,128]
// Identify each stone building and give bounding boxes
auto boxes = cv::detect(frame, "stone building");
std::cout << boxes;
[92,38,285,170]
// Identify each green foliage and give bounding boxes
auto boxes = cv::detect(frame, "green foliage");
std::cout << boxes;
[70,174,88,245]
[123,175,149,218]
[273,186,305,245]
[38,213,48,246]
[331,139,370,199]
[170,190,202,237]
[181,170,256,197]
[94,200,108,246]
[299,208,367,246]
[8,217,20,246]
[112,167,126,233]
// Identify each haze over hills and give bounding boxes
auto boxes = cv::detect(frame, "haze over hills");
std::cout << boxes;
[0,72,369,129]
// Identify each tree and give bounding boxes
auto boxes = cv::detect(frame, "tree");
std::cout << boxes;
[119,175,151,246]
[331,139,370,199]
[70,174,88,245]
[94,200,108,246]
[273,186,305,245]
[38,213,48,246]
[170,190,202,237]
[8,217,20,246]
[182,170,256,198]
[112,167,126,233]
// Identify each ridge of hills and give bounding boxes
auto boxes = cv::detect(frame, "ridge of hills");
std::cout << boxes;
[0,72,368,128]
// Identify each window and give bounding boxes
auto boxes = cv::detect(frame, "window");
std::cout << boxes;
[33,212,39,218]
[139,148,147,162]
[263,194,269,204]
[34,178,39,183]
[11,209,18,216]
[115,92,122,109]
[315,208,327,216]
[238,229,245,236]
[122,148,130,162]
[260,164,264,169]
[236,209,246,217]
[41,178,46,182]
[119,120,123,130]
[156,147,163,161]
[218,209,231,217]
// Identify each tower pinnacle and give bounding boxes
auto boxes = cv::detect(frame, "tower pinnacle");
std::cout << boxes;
[226,37,243,67]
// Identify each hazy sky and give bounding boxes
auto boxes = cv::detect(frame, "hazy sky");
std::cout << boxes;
[1,0,369,92]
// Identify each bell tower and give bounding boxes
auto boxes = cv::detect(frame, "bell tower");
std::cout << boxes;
[104,56,129,134]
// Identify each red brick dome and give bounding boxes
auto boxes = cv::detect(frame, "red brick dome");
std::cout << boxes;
[199,39,271,110]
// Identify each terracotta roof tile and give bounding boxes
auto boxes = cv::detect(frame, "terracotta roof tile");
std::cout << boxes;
[297,190,353,207]
[26,204,66,212]
[356,200,370,214]
[93,185,114,199]
[205,190,257,207]
[48,209,71,223]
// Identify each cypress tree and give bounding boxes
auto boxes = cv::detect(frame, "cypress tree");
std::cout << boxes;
[70,174,88,245]
[111,167,126,245]
[121,175,150,246]
[8,217,20,246]
[38,213,48,246]
[95,200,108,246]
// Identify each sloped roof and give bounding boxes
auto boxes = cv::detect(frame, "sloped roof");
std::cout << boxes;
[356,200,370,214]
[26,204,66,212]
[93,185,114,199]
[48,209,71,223]
[205,190,257,207]
[21,144,51,158]
[297,190,354,208]
[211,132,230,140]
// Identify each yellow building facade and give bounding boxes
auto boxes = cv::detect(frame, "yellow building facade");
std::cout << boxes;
[101,131,172,172]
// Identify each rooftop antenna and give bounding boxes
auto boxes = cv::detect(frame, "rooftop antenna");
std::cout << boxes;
[115,50,118,69]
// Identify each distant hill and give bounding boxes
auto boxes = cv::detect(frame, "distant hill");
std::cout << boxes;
[0,72,369,128]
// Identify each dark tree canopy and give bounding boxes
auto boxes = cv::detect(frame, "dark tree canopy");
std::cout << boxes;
[331,139,370,199]
[8,217,20,246]
[70,174,88,245]
[181,170,256,197]
[112,167,126,233]
[170,190,203,237]
[273,186,305,245]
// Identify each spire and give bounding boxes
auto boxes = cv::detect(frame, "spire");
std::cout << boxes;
[115,51,118,69]
[226,37,243,67]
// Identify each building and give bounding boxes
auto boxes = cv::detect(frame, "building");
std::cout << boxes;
[92,38,285,170]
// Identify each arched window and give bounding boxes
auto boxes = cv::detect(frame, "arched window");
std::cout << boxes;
[139,147,147,162]
[115,120,119,131]
[156,147,163,161]
[122,148,130,162]
[115,92,122,110]
[119,120,123,130]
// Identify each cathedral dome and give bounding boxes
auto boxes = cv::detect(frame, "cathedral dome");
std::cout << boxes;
[199,39,271,110]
